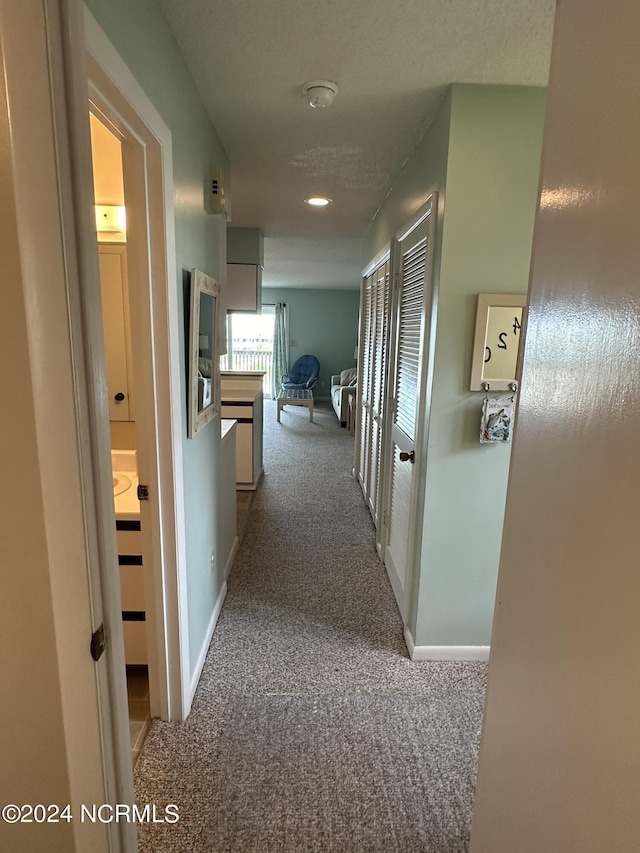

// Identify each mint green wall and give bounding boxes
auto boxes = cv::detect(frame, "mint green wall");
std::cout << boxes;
[364,84,546,647]
[85,0,231,672]
[263,288,360,397]
[418,85,546,646]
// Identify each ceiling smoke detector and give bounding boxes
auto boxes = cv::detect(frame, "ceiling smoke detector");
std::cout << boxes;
[302,80,339,109]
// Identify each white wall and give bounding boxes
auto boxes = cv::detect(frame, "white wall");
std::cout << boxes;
[471,1,640,850]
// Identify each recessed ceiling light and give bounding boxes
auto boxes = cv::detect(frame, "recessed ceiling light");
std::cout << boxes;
[304,196,332,207]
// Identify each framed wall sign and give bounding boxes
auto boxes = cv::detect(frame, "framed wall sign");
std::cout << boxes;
[470,293,526,391]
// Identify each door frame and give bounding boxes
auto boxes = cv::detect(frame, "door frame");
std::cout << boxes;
[379,194,438,623]
[84,9,191,721]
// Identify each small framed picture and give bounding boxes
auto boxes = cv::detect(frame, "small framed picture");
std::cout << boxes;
[470,293,526,391]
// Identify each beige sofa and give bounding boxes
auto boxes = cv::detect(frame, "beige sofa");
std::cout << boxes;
[330,368,357,426]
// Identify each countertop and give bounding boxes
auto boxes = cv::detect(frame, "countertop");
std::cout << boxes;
[111,449,140,520]
[221,418,237,441]
[221,389,262,403]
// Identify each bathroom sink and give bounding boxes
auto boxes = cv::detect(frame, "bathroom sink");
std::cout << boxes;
[113,473,132,496]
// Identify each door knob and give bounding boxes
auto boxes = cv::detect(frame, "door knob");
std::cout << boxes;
[399,450,415,463]
[114,392,125,402]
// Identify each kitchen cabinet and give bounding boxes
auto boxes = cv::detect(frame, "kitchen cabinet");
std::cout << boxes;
[226,263,262,312]
[221,372,264,489]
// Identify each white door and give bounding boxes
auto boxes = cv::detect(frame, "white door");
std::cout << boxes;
[368,259,390,525]
[383,201,435,619]
[357,272,374,498]
[11,2,135,848]
[356,256,391,528]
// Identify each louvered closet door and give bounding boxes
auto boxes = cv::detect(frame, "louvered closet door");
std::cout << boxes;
[357,259,390,522]
[358,273,374,499]
[384,214,431,619]
[368,260,390,524]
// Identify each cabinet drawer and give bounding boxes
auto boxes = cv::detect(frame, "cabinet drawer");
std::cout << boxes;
[221,404,254,421]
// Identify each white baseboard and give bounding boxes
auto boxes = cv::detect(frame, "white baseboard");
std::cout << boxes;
[188,536,238,703]
[189,580,227,701]
[404,627,490,661]
[224,535,239,581]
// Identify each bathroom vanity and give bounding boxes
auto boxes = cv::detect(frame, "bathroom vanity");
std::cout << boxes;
[112,450,146,665]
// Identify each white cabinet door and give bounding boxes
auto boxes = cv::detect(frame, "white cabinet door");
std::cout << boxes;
[235,423,254,483]
[226,263,262,311]
[98,244,133,420]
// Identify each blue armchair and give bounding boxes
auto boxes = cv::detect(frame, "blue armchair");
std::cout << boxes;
[282,355,320,390]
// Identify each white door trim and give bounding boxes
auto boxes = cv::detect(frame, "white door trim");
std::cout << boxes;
[84,9,191,720]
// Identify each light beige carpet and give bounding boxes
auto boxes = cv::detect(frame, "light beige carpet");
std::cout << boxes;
[134,400,486,852]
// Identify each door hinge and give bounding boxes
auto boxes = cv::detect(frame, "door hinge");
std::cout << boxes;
[137,484,149,501]
[90,623,106,662]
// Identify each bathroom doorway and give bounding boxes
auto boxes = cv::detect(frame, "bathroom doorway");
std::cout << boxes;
[86,16,192,728]
[89,113,151,761]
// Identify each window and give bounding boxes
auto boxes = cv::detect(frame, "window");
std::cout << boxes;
[220,306,275,393]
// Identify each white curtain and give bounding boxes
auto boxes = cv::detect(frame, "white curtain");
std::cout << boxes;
[271,302,288,399]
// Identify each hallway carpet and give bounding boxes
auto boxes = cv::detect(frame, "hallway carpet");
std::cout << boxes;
[135,400,487,853]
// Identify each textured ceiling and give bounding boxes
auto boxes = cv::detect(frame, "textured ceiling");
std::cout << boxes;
[157,0,556,288]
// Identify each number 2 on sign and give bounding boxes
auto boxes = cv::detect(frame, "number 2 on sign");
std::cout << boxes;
[484,315,522,363]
